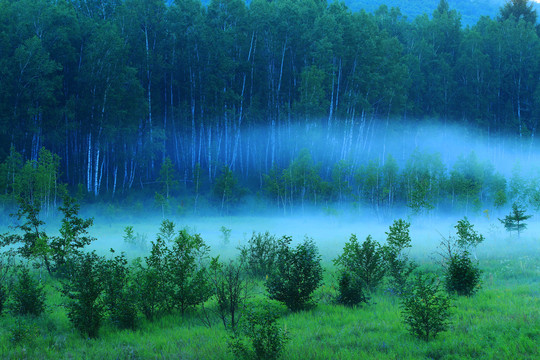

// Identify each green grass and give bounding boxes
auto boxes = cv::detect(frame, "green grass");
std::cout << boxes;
[0,255,538,359]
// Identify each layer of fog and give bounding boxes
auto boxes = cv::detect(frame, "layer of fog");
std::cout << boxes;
[2,121,540,262]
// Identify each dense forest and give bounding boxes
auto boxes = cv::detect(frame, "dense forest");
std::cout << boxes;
[2,0,540,216]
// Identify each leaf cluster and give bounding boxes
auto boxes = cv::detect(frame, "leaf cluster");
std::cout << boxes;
[266,236,323,312]
[401,274,452,342]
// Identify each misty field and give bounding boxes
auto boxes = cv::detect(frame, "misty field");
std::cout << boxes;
[0,214,538,360]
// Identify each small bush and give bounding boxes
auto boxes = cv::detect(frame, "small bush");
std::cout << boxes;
[209,257,251,330]
[102,251,137,330]
[401,274,452,342]
[0,284,6,315]
[134,237,170,320]
[62,252,105,338]
[382,219,416,296]
[12,266,45,316]
[240,231,278,278]
[9,318,38,345]
[228,301,289,360]
[336,271,368,307]
[334,234,385,292]
[438,218,483,297]
[266,236,323,312]
[445,252,482,296]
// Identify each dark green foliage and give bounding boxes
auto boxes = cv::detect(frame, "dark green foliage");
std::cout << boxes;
[240,231,278,278]
[62,252,105,338]
[167,229,212,316]
[383,219,416,296]
[499,0,537,23]
[336,271,368,307]
[50,194,95,275]
[439,218,483,297]
[9,318,38,345]
[0,251,13,316]
[0,284,6,316]
[102,251,137,330]
[134,237,169,320]
[12,266,45,316]
[1,196,51,274]
[334,234,385,292]
[266,236,323,312]
[209,257,251,330]
[401,274,452,342]
[134,229,211,320]
[445,252,482,296]
[499,203,532,238]
[228,301,289,360]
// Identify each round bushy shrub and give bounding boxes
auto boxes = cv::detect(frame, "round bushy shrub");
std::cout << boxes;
[12,266,45,316]
[336,271,368,307]
[401,274,452,342]
[445,252,481,296]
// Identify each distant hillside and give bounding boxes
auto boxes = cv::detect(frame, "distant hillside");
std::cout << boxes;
[192,0,539,26]
[343,0,532,26]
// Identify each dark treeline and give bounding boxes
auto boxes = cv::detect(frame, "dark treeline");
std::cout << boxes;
[1,0,540,214]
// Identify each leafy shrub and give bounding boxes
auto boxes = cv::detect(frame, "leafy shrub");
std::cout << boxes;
[0,284,6,315]
[134,237,170,320]
[240,231,278,278]
[102,251,137,330]
[336,271,368,307]
[438,218,483,296]
[401,274,452,342]
[168,229,212,315]
[382,219,417,296]
[134,229,212,320]
[334,234,385,292]
[209,256,251,330]
[62,252,105,338]
[445,252,482,296]
[12,266,45,316]
[266,236,323,312]
[9,318,38,345]
[228,301,289,360]
[49,194,95,275]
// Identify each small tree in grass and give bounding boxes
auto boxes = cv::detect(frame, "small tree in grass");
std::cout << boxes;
[228,300,289,360]
[102,250,137,330]
[209,256,251,330]
[266,236,323,312]
[239,231,278,279]
[438,217,483,297]
[62,251,105,338]
[336,270,368,307]
[499,202,532,238]
[334,234,385,293]
[12,266,45,316]
[382,219,417,296]
[401,274,452,342]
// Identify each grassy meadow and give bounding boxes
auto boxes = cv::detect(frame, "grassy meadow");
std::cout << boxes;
[0,215,538,360]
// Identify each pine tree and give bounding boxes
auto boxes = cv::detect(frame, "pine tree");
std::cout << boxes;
[499,203,532,238]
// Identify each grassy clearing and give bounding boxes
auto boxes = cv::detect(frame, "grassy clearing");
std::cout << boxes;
[0,253,538,360]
